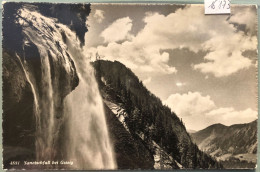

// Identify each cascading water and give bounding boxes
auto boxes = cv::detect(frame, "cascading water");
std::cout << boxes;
[15,5,116,169]
[62,26,116,169]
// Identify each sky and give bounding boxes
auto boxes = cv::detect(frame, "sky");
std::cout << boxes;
[83,4,258,131]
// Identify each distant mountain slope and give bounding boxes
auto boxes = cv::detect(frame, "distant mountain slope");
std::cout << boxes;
[92,60,221,169]
[191,120,257,168]
[188,129,197,134]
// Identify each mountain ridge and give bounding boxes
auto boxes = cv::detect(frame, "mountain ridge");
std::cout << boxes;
[190,120,257,168]
[196,120,257,133]
[93,60,222,169]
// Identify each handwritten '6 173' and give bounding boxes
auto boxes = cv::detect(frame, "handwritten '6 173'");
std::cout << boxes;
[208,0,230,10]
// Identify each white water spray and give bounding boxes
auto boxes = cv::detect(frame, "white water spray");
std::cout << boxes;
[60,25,116,169]
[16,6,116,169]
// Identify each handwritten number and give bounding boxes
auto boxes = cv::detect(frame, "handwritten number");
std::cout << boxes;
[218,1,222,9]
[223,0,226,9]
[208,0,230,10]
[208,0,218,9]
[208,3,214,9]
[227,0,230,9]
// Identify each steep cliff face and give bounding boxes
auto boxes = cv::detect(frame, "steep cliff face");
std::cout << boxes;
[93,60,221,169]
[3,51,36,162]
[104,104,155,169]
[2,3,90,167]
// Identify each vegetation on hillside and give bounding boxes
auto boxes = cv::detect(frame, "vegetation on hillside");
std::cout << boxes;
[93,60,222,169]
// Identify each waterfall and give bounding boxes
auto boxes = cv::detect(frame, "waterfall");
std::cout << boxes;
[15,6,116,169]
[61,25,116,169]
[15,53,40,133]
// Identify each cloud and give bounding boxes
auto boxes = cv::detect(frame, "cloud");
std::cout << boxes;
[191,6,257,77]
[85,40,177,75]
[93,9,105,23]
[143,77,152,85]
[164,92,216,117]
[101,17,133,43]
[86,5,257,77]
[193,27,257,77]
[176,82,186,87]
[229,6,257,35]
[193,49,253,77]
[164,92,257,130]
[206,107,257,126]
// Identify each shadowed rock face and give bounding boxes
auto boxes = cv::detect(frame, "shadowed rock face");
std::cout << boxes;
[3,51,36,148]
[3,2,90,52]
[2,2,90,168]
[104,104,155,169]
